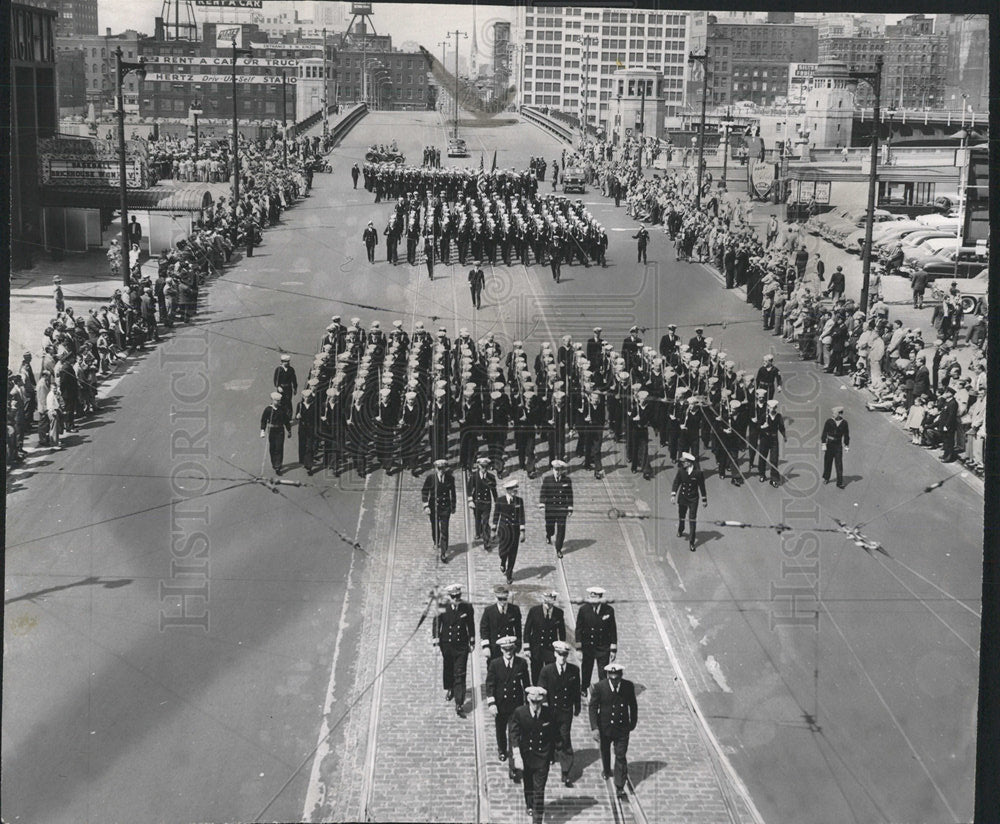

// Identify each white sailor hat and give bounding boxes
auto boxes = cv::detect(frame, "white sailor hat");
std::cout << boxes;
[379,387,391,396]
[371,320,381,328]
[326,323,337,332]
[393,320,403,328]
[525,686,547,700]
[404,391,417,400]
[730,400,742,408]
[301,389,313,397]
[415,321,425,330]
[503,479,519,490]
[436,328,447,336]
[444,583,462,595]
[459,327,469,336]
[604,663,624,673]
[763,353,774,361]
[434,458,448,467]
[331,314,341,322]
[680,452,696,462]
[551,459,568,468]
[351,317,361,326]
[767,399,779,408]
[552,640,571,653]
[326,387,338,397]
[637,390,649,401]
[269,391,282,401]
[280,354,291,362]
[552,390,566,401]
[434,388,447,399]
[586,586,606,598]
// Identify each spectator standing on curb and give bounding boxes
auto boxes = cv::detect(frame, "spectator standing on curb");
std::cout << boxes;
[827,265,846,301]
[910,268,929,309]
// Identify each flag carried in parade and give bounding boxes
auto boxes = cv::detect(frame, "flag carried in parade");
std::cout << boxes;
[491,149,497,172]
[480,152,484,170]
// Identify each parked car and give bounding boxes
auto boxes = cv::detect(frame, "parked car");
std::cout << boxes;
[870,222,959,254]
[846,221,936,254]
[809,207,902,247]
[910,247,989,281]
[561,167,586,193]
[900,235,965,271]
[916,211,961,229]
[930,269,988,314]
[447,138,469,157]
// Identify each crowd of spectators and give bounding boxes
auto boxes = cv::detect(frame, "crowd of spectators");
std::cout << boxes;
[563,136,989,476]
[6,134,320,468]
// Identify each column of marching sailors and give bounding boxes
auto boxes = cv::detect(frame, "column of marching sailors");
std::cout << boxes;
[256,313,822,821]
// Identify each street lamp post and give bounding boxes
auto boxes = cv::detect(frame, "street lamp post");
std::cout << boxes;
[720,108,733,188]
[231,38,253,248]
[952,128,968,280]
[635,80,646,171]
[280,70,288,168]
[114,46,146,288]
[688,50,709,210]
[848,54,884,315]
[322,28,328,137]
[446,29,468,139]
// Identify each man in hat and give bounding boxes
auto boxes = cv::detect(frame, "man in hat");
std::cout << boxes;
[821,406,850,488]
[539,459,573,558]
[628,389,655,479]
[688,327,708,360]
[273,354,298,420]
[363,220,379,263]
[827,265,846,301]
[469,260,486,310]
[589,663,639,800]
[53,276,65,314]
[481,584,523,661]
[509,685,557,822]
[422,459,457,562]
[538,640,581,787]
[485,634,530,772]
[755,353,782,399]
[430,386,451,462]
[399,389,426,475]
[295,388,319,474]
[467,456,499,548]
[576,586,617,694]
[632,225,649,265]
[935,386,960,463]
[523,590,566,685]
[260,391,292,475]
[432,583,476,716]
[757,399,786,486]
[493,479,526,584]
[671,452,707,550]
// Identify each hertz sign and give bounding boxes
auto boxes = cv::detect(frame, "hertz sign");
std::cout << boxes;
[11,4,56,64]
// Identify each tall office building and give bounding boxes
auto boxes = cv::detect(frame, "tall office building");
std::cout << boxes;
[514,6,691,130]
[818,14,946,109]
[27,0,97,37]
[938,14,989,114]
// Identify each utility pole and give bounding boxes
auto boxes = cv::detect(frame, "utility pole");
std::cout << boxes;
[322,28,328,137]
[438,41,447,67]
[114,46,146,287]
[446,29,468,138]
[849,54,884,314]
[231,37,253,248]
[280,70,288,168]
[635,81,646,171]
[688,49,709,210]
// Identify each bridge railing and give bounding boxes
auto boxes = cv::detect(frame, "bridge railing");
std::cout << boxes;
[292,101,367,140]
[520,106,575,144]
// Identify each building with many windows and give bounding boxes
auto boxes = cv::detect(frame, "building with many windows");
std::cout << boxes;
[938,14,989,115]
[56,29,146,117]
[817,14,947,109]
[492,21,512,101]
[514,6,691,131]
[29,0,97,37]
[701,16,818,107]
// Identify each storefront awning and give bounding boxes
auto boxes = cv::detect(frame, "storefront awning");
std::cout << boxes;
[40,184,214,212]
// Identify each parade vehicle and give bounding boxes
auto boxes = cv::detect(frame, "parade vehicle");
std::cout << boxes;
[561,167,587,194]
[447,138,469,157]
[365,144,406,163]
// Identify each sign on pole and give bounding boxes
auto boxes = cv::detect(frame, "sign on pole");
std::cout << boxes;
[196,0,262,7]
[216,25,242,47]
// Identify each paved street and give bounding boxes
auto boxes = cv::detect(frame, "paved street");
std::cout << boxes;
[4,109,982,824]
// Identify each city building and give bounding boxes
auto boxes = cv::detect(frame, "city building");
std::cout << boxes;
[56,46,86,113]
[332,25,431,110]
[29,0,98,37]
[938,14,989,115]
[514,6,691,132]
[492,20,511,101]
[610,69,668,141]
[11,2,59,267]
[817,14,946,109]
[701,16,819,107]
[196,0,349,40]
[138,21,331,123]
[56,29,146,117]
